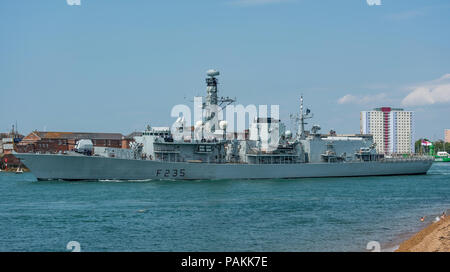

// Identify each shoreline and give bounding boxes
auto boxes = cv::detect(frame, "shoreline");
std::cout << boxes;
[0,167,30,173]
[396,215,450,252]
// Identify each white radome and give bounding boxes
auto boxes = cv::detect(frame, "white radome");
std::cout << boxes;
[204,122,211,131]
[219,121,228,130]
[195,120,203,128]
[285,130,292,138]
[207,69,220,77]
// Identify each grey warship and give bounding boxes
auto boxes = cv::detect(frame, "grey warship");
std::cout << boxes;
[16,70,433,181]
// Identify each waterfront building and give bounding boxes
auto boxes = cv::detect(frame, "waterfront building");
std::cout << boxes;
[1,137,14,154]
[360,107,414,154]
[1,131,23,155]
[122,131,144,149]
[445,129,450,143]
[0,129,24,169]
[17,131,124,153]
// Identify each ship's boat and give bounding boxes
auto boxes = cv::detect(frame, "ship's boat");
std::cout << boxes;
[435,151,450,162]
[15,167,23,174]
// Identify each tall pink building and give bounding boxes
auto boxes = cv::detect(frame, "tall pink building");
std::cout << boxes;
[360,107,414,154]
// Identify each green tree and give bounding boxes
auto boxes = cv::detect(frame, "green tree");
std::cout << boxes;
[415,139,450,155]
[415,139,426,154]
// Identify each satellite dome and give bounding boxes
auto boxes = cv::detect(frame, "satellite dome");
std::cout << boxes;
[206,69,220,77]
[195,120,203,128]
[204,122,212,131]
[219,120,228,130]
[285,130,292,138]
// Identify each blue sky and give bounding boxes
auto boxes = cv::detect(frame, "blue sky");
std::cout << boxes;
[1,0,449,141]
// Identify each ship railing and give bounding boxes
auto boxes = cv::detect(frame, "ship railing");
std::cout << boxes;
[377,156,434,163]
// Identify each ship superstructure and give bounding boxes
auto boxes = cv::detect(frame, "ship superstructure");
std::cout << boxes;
[15,70,434,181]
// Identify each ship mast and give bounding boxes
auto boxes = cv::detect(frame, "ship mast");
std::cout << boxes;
[297,95,312,140]
[204,70,219,133]
[299,96,304,139]
[203,69,236,133]
[205,70,219,108]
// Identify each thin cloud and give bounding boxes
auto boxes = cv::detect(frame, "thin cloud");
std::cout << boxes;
[230,0,291,6]
[401,74,450,107]
[337,93,388,105]
[386,10,424,21]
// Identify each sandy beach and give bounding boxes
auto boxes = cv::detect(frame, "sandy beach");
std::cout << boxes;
[396,215,450,252]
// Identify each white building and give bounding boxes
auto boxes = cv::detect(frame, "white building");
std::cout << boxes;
[1,138,14,155]
[360,107,414,154]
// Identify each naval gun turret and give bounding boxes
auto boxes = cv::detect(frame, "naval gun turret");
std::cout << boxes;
[74,139,93,155]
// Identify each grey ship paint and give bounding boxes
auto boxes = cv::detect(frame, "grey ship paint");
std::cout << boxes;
[15,70,433,181]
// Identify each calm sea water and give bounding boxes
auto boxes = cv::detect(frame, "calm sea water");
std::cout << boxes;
[0,163,449,252]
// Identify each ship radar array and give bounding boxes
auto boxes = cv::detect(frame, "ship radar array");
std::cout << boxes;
[204,69,236,110]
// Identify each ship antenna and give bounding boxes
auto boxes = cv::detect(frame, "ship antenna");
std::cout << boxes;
[299,95,305,139]
[298,95,312,140]
[204,69,220,132]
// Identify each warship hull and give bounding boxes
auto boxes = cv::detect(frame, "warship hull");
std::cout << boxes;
[16,153,433,181]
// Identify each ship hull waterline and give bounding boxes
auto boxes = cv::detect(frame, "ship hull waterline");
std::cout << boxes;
[15,153,434,181]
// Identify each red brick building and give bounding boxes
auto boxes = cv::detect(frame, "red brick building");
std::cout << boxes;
[17,131,124,153]
[121,131,141,149]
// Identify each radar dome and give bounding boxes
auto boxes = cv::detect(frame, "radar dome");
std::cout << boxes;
[285,130,292,138]
[195,120,203,128]
[206,69,220,77]
[219,120,228,130]
[204,122,212,131]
